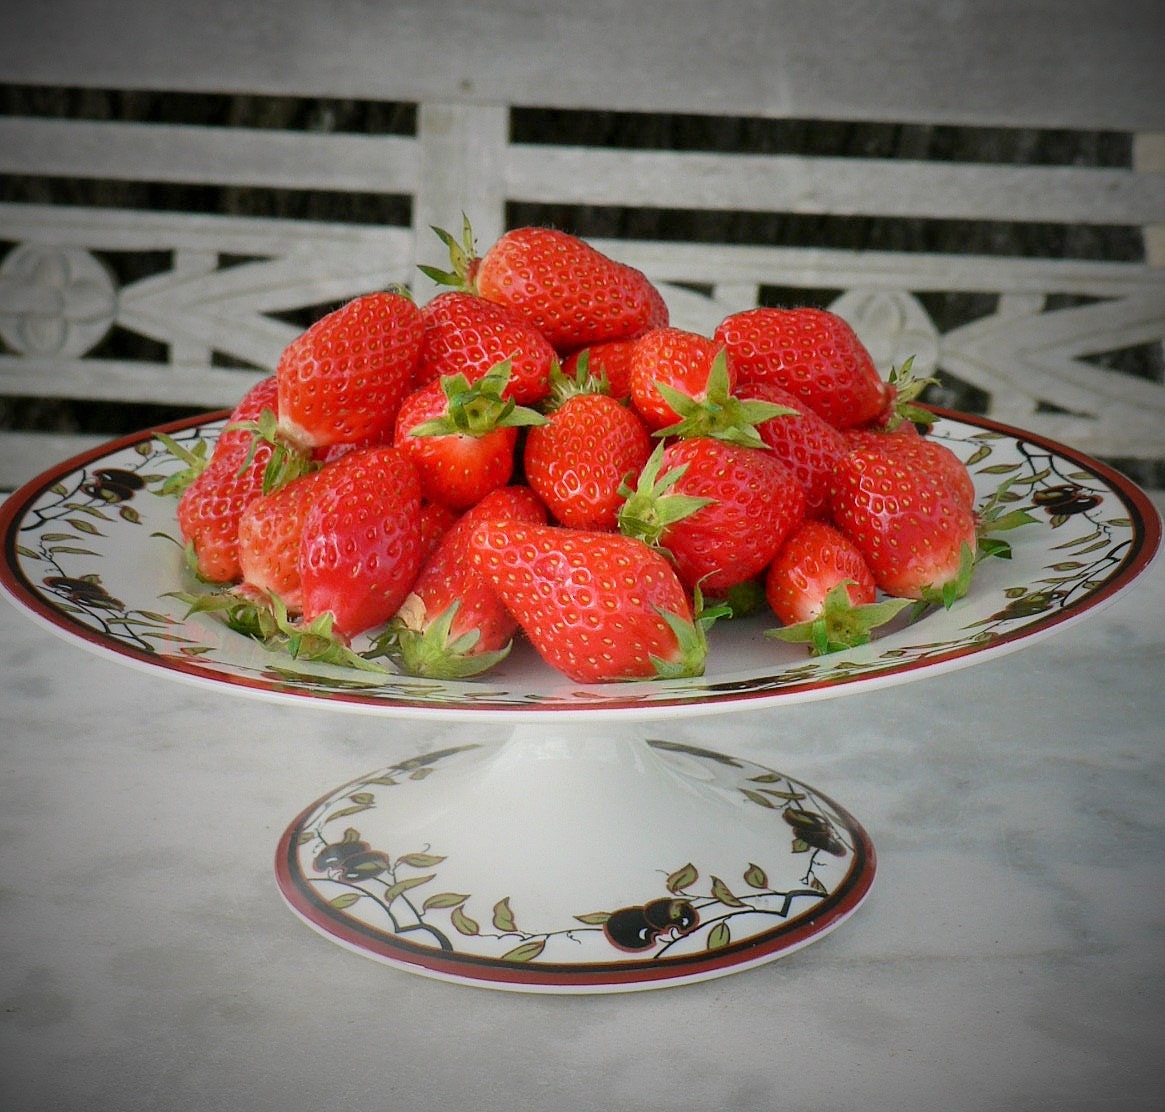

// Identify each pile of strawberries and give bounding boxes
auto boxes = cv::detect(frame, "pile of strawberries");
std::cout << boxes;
[166,220,1022,684]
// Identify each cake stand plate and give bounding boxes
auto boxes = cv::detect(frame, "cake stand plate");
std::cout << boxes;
[1,407,1160,993]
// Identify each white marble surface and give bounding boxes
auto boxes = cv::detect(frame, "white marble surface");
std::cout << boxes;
[1,493,1163,1112]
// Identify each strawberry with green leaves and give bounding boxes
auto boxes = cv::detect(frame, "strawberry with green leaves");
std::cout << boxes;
[423,218,668,353]
[628,328,734,432]
[394,361,546,511]
[560,340,637,401]
[523,366,653,531]
[828,445,979,605]
[714,307,889,429]
[276,291,423,452]
[466,520,719,683]
[378,486,548,678]
[618,439,806,595]
[764,519,910,655]
[415,290,557,406]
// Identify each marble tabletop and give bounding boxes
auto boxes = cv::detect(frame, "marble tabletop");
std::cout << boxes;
[1,490,1162,1112]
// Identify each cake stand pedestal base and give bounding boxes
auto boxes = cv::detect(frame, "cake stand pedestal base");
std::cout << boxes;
[275,722,875,993]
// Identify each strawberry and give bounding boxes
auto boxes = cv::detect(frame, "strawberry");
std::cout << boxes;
[297,446,423,639]
[414,290,556,405]
[394,361,545,511]
[237,466,331,611]
[618,439,806,595]
[380,486,547,678]
[713,307,888,429]
[763,520,909,655]
[844,431,976,512]
[423,219,668,353]
[743,379,849,518]
[170,377,285,583]
[560,340,637,401]
[828,446,979,605]
[466,520,716,683]
[628,328,734,432]
[523,369,653,531]
[276,291,423,452]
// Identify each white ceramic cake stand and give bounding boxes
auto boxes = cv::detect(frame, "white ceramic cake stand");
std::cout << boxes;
[1,409,1159,992]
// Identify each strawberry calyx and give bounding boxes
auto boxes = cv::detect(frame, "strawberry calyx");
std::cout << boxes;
[616,442,714,551]
[881,356,939,431]
[974,477,1039,563]
[229,407,320,494]
[766,582,911,656]
[406,361,547,439]
[650,586,728,679]
[169,588,389,673]
[915,541,977,612]
[152,432,214,497]
[371,596,513,680]
[653,350,796,449]
[540,356,611,414]
[417,214,480,293]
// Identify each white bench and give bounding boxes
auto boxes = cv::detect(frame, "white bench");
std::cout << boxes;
[2,0,1163,491]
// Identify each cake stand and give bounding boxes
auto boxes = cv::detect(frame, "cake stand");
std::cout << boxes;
[1,408,1159,993]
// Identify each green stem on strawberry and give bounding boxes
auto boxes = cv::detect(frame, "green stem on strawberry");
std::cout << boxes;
[417,214,479,292]
[370,598,513,680]
[616,442,714,552]
[406,361,547,439]
[882,356,939,430]
[653,350,797,449]
[230,406,320,494]
[767,582,911,656]
[152,431,213,497]
[169,588,391,673]
[651,586,729,680]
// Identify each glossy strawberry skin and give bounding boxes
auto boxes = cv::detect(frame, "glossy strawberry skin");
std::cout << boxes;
[175,377,280,582]
[298,447,423,638]
[393,379,520,511]
[400,486,548,655]
[276,291,423,452]
[560,339,638,401]
[765,519,876,626]
[714,307,887,429]
[845,431,976,511]
[743,379,849,519]
[628,328,732,432]
[466,521,697,683]
[523,393,652,531]
[472,227,668,352]
[415,291,556,405]
[653,437,806,594]
[828,446,978,600]
[237,467,331,610]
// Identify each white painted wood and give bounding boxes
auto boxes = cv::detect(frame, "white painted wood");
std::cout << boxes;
[4,1,1163,131]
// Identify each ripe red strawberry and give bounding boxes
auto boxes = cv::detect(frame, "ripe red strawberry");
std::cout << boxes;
[845,432,976,512]
[423,220,668,353]
[466,521,716,683]
[297,446,423,639]
[523,374,652,531]
[618,439,806,595]
[382,486,547,677]
[171,377,284,583]
[763,520,910,655]
[714,307,888,429]
[828,446,978,604]
[414,290,556,405]
[560,339,637,401]
[276,291,423,452]
[176,443,276,584]
[394,361,545,511]
[742,379,849,518]
[628,328,733,432]
[237,466,331,611]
